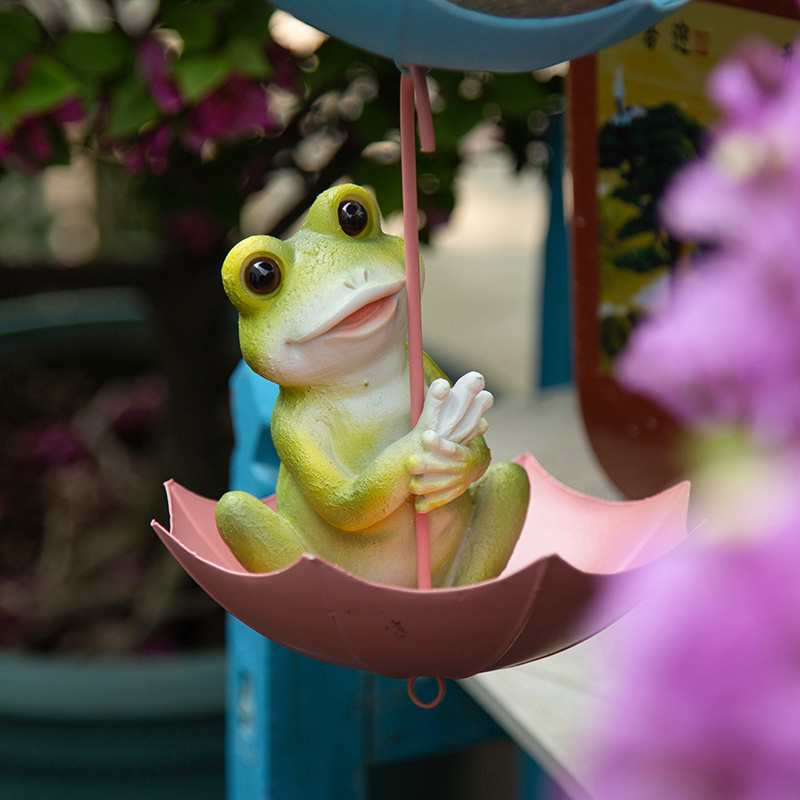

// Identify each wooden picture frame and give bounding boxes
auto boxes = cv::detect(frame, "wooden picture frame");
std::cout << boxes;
[569,0,800,497]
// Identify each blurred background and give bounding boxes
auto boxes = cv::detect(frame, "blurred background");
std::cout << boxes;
[0,1,563,796]
[0,0,562,660]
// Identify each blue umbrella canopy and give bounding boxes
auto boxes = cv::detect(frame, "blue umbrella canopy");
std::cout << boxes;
[271,0,692,72]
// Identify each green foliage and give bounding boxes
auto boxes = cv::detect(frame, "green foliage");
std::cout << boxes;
[225,37,273,78]
[104,76,159,138]
[0,0,561,255]
[172,52,233,101]
[57,30,131,81]
[160,4,218,51]
[0,9,38,79]
[293,39,560,234]
[0,55,80,133]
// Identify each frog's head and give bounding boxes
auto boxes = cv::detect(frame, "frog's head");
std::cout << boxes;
[222,184,416,386]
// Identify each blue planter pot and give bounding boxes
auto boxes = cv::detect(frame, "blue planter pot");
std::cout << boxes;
[0,652,226,800]
[0,289,227,797]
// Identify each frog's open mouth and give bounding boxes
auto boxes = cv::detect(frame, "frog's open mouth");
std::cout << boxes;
[293,280,405,343]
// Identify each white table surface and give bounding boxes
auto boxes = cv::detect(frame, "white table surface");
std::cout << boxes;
[461,388,638,799]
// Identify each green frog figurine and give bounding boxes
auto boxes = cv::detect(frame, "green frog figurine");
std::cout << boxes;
[216,184,529,587]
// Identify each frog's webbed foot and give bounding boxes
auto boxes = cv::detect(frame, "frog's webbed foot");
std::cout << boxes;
[216,491,307,573]
[449,461,530,586]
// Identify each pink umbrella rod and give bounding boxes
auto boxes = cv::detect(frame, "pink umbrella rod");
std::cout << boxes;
[400,66,436,593]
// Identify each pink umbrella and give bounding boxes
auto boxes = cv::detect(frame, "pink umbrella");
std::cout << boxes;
[152,452,690,681]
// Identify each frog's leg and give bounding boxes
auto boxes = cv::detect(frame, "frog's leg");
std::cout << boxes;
[215,491,307,572]
[451,462,530,586]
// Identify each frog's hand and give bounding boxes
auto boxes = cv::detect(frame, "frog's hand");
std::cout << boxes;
[406,430,489,514]
[434,372,494,446]
[416,377,451,431]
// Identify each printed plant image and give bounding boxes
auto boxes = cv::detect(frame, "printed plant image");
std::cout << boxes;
[597,100,704,368]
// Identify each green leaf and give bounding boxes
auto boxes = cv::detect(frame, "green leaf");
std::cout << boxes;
[224,3,271,43]
[0,101,16,134]
[0,10,39,67]
[352,161,402,218]
[489,73,547,118]
[161,5,217,51]
[1,56,81,132]
[173,53,233,102]
[226,37,272,79]
[0,60,13,96]
[104,78,159,137]
[307,37,375,91]
[57,30,130,80]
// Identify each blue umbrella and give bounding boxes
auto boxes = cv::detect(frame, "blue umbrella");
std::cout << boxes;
[272,0,692,72]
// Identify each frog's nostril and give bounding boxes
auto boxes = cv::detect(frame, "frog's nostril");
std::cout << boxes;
[343,270,370,290]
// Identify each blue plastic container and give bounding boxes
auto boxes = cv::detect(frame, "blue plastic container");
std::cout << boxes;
[0,653,225,800]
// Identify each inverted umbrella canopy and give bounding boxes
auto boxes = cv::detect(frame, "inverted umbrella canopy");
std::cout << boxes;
[271,0,693,72]
[152,453,690,679]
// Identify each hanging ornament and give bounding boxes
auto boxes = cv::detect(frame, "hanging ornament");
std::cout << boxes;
[153,0,696,708]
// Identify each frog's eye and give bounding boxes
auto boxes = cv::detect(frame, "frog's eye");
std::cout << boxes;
[243,256,282,295]
[338,199,369,237]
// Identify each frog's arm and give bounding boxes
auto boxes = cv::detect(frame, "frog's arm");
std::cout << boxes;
[272,393,423,532]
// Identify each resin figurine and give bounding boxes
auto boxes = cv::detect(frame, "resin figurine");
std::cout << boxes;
[216,184,529,587]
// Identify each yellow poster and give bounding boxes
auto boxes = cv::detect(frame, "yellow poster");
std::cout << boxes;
[595,1,800,369]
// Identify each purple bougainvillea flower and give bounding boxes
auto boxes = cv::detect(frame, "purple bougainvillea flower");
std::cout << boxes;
[709,38,788,123]
[20,117,52,160]
[603,31,800,800]
[182,76,275,153]
[662,39,800,264]
[267,42,299,92]
[53,97,84,125]
[619,252,800,443]
[24,423,88,469]
[163,207,225,257]
[0,53,84,173]
[107,374,168,444]
[120,123,173,174]
[0,105,83,174]
[136,37,183,114]
[4,117,56,174]
[594,498,800,800]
